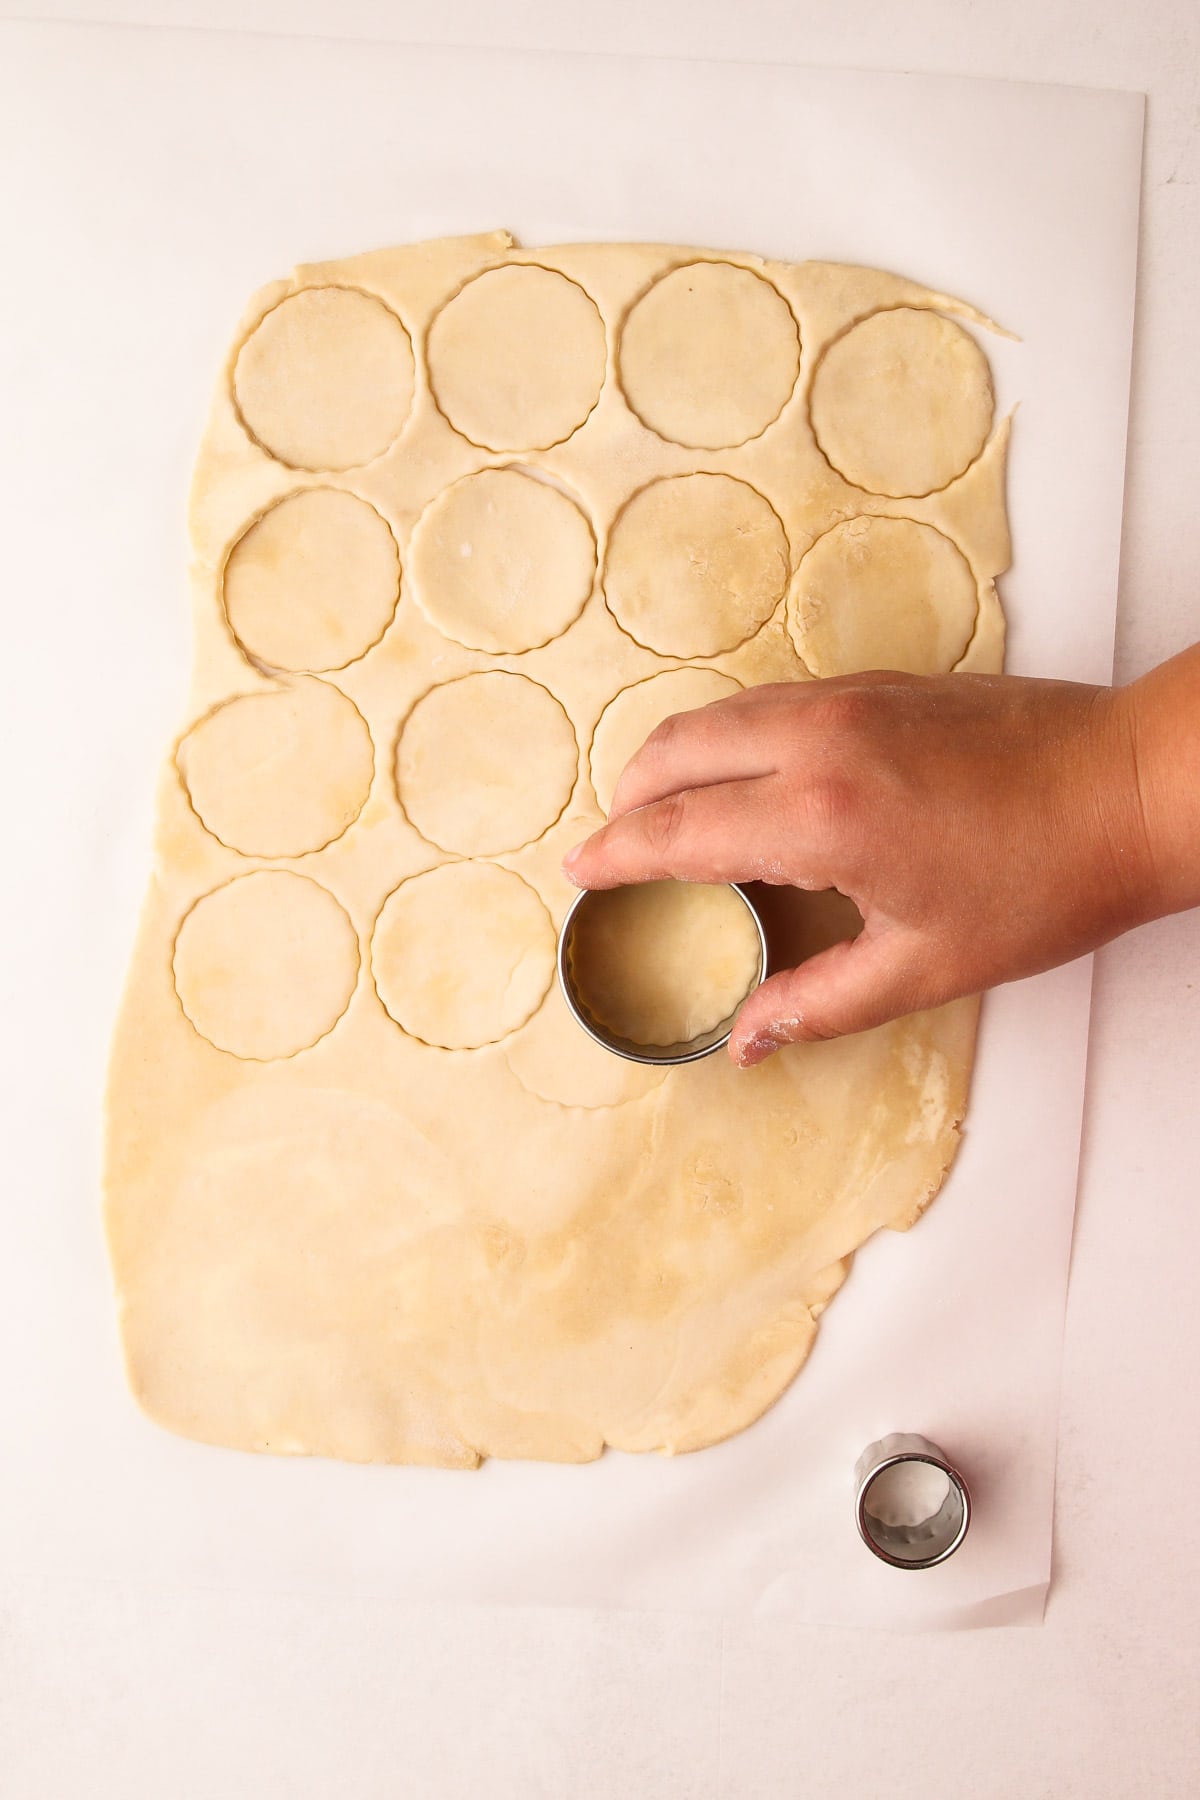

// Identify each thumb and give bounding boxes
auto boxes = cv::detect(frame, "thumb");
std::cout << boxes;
[728,924,941,1065]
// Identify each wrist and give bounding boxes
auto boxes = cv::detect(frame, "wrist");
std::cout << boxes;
[1115,646,1200,922]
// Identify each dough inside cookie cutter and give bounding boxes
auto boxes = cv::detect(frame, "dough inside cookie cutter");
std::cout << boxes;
[854,1432,972,1569]
[557,883,768,1066]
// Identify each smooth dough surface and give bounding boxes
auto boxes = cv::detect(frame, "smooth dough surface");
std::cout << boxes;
[569,882,763,1047]
[590,667,742,814]
[810,307,994,499]
[408,466,596,653]
[396,671,578,856]
[604,474,789,656]
[223,487,401,673]
[233,286,416,471]
[619,261,801,449]
[427,264,607,451]
[106,232,1010,1469]
[178,678,374,858]
[789,515,979,676]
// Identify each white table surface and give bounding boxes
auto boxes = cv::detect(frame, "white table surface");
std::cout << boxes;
[1,2,1197,1795]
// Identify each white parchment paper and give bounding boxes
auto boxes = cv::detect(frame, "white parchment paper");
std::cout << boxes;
[0,20,1143,1628]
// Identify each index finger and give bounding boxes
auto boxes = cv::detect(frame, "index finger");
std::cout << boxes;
[564,776,815,890]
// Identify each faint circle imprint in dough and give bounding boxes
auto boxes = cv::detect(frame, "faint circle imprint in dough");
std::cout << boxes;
[233,286,415,471]
[788,516,979,676]
[603,473,789,657]
[589,667,742,815]
[396,671,579,856]
[810,307,994,499]
[223,487,401,674]
[618,261,800,449]
[371,863,556,1050]
[408,466,596,654]
[505,983,667,1110]
[173,871,359,1061]
[178,678,375,858]
[426,265,607,452]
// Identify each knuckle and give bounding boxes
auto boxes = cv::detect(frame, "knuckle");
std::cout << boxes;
[643,709,687,760]
[815,683,879,735]
[641,789,689,857]
[802,768,860,839]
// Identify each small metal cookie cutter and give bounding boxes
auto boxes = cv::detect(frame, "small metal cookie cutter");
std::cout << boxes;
[854,1432,972,1570]
[557,883,768,1067]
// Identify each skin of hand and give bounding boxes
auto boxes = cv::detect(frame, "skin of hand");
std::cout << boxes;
[563,646,1200,1067]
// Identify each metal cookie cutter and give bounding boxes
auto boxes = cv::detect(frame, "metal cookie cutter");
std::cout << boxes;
[854,1433,971,1570]
[557,883,768,1067]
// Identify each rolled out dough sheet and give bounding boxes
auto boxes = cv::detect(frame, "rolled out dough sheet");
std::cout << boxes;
[105,231,1010,1467]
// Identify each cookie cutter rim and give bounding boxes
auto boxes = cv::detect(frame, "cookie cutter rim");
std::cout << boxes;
[854,1432,972,1571]
[556,882,769,1066]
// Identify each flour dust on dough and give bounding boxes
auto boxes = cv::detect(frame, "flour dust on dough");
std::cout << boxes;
[106,231,1010,1467]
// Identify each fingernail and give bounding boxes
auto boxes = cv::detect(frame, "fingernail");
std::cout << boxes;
[734,1032,778,1068]
[561,844,584,883]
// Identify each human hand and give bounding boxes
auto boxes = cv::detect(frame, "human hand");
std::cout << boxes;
[564,669,1164,1065]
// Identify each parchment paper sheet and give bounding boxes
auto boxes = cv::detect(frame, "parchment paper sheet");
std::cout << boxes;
[0,20,1142,1628]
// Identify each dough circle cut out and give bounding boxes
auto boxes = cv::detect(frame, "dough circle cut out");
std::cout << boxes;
[396,671,578,856]
[504,984,668,1110]
[371,862,556,1050]
[177,678,375,858]
[233,286,415,471]
[619,261,800,449]
[810,307,994,498]
[172,871,359,1060]
[788,515,979,676]
[427,265,607,452]
[604,473,789,657]
[408,466,596,654]
[223,487,401,674]
[589,667,742,815]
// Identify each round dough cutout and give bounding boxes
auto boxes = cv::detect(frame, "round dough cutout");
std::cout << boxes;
[233,286,415,471]
[810,307,994,498]
[789,516,978,676]
[397,672,578,856]
[173,871,359,1060]
[223,487,401,674]
[604,474,789,657]
[178,679,374,857]
[372,863,556,1050]
[619,262,800,449]
[590,667,742,815]
[427,265,607,452]
[409,466,595,654]
[505,983,667,1110]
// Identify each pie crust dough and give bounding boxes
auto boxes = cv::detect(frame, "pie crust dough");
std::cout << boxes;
[223,487,401,674]
[233,286,416,471]
[568,881,763,1046]
[789,515,980,677]
[106,232,1011,1467]
[396,670,578,857]
[178,677,375,858]
[603,473,789,657]
[810,306,994,498]
[408,466,596,654]
[619,261,801,449]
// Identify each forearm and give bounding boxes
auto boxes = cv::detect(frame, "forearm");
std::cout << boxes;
[1121,644,1200,920]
